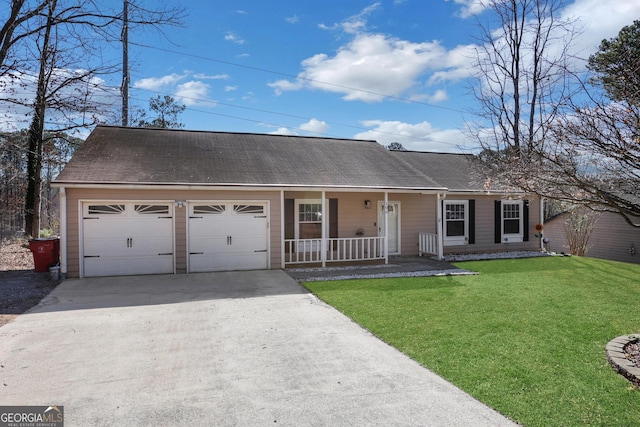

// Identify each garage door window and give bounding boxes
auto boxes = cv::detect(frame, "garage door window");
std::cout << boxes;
[234,204,264,214]
[193,205,226,214]
[135,204,170,215]
[87,204,125,215]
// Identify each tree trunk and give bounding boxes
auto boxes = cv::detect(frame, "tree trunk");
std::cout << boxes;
[24,0,55,237]
[24,113,44,237]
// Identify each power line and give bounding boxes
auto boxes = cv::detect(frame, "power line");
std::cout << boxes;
[129,89,471,150]
[129,41,469,115]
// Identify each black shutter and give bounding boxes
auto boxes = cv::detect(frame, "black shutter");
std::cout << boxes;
[284,199,295,239]
[468,200,475,244]
[494,200,502,244]
[523,200,530,242]
[329,199,338,250]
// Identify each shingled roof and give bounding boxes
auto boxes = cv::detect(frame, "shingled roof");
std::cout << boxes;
[388,151,488,192]
[53,126,446,190]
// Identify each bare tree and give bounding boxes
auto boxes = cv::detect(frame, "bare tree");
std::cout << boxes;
[470,0,580,188]
[0,0,185,236]
[0,0,49,75]
[562,206,601,256]
[506,20,640,227]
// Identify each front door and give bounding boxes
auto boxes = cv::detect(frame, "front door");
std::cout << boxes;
[378,201,400,255]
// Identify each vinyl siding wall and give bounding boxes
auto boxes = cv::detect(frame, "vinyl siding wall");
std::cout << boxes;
[544,211,640,264]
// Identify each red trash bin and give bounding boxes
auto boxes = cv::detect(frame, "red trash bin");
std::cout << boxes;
[28,237,60,273]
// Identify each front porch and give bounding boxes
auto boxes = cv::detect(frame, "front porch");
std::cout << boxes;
[281,189,444,269]
[283,233,439,266]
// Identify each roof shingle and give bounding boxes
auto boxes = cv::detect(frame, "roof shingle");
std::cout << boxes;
[54,126,447,190]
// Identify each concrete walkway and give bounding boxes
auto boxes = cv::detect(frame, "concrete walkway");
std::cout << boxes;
[0,271,516,426]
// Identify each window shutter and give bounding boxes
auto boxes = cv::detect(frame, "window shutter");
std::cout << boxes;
[523,200,530,242]
[494,200,501,244]
[468,199,475,244]
[284,199,295,239]
[329,199,339,250]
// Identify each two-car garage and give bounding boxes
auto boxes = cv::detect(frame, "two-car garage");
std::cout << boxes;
[81,201,269,277]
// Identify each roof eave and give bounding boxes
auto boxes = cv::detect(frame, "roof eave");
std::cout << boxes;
[50,181,447,193]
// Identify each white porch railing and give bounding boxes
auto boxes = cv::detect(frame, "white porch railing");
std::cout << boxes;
[285,237,385,265]
[419,232,438,256]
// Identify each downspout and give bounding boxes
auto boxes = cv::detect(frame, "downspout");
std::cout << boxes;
[384,191,389,265]
[280,190,285,269]
[59,187,67,279]
[437,192,445,261]
[540,197,545,252]
[321,191,326,268]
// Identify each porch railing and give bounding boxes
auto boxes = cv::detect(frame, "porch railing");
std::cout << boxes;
[285,237,385,265]
[419,232,438,256]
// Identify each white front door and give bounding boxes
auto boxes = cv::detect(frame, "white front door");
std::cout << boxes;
[378,201,400,255]
[188,202,268,272]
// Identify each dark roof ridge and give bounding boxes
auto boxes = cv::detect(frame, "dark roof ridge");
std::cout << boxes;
[93,124,379,144]
[392,149,474,157]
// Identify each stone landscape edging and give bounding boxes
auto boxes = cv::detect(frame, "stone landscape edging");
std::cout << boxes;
[606,334,640,388]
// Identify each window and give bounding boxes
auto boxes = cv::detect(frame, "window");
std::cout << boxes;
[193,205,225,215]
[234,205,264,215]
[135,204,169,215]
[502,200,523,242]
[298,203,322,223]
[87,204,125,215]
[444,201,468,246]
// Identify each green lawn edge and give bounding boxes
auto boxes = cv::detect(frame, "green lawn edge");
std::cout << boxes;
[303,256,640,427]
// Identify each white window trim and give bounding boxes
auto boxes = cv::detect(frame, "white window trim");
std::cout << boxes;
[294,198,328,240]
[443,200,469,246]
[501,200,523,243]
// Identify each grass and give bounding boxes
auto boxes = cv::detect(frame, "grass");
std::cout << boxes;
[303,256,640,426]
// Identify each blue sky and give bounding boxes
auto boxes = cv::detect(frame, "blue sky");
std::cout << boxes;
[4,0,640,152]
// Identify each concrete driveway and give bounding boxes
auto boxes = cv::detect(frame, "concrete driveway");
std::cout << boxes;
[0,271,516,426]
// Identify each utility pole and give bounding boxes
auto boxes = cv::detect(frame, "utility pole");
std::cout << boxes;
[121,0,129,126]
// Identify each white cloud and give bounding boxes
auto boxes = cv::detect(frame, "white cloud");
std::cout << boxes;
[285,15,299,24]
[175,81,211,106]
[224,85,237,92]
[0,69,119,133]
[224,32,246,45]
[411,89,449,103]
[133,73,186,90]
[561,0,640,59]
[318,2,381,34]
[354,120,472,152]
[270,33,451,102]
[269,127,298,136]
[193,73,230,80]
[300,118,329,134]
[445,0,488,18]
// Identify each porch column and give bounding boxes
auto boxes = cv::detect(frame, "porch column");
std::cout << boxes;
[437,192,445,260]
[321,191,326,267]
[59,187,67,278]
[384,191,389,264]
[280,190,285,269]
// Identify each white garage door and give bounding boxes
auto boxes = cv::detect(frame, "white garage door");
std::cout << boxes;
[83,203,174,277]
[188,202,268,272]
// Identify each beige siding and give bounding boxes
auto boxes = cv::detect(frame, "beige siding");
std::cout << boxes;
[389,193,436,256]
[545,212,640,264]
[63,188,281,278]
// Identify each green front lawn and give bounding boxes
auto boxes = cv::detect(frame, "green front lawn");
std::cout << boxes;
[304,256,640,427]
